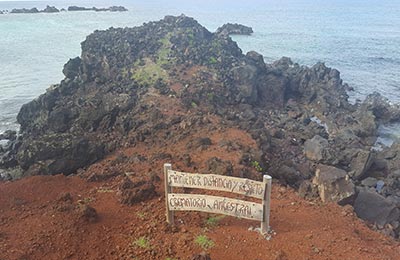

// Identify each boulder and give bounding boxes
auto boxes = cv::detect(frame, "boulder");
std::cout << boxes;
[354,188,400,227]
[0,167,23,181]
[349,149,374,180]
[257,72,287,107]
[361,92,400,123]
[246,51,265,67]
[78,204,98,222]
[205,157,233,176]
[62,57,82,79]
[312,164,355,204]
[118,176,157,205]
[276,165,303,186]
[298,180,319,199]
[192,252,211,260]
[361,177,378,187]
[350,110,377,138]
[231,64,258,103]
[16,134,104,175]
[0,150,18,168]
[304,135,333,162]
[0,130,17,141]
[186,137,212,151]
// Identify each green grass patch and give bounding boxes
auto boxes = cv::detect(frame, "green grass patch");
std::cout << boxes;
[251,161,264,172]
[136,212,147,220]
[132,236,151,249]
[205,215,225,227]
[194,235,215,250]
[131,59,169,87]
[208,56,218,64]
[157,33,176,67]
[191,101,198,108]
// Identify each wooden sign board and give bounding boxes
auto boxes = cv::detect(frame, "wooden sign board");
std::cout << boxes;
[164,163,272,234]
[168,193,263,221]
[167,170,265,199]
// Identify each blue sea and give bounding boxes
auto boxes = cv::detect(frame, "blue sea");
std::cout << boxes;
[0,0,400,135]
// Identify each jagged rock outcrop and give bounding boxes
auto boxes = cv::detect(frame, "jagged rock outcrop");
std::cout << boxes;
[42,5,59,13]
[105,6,128,12]
[10,8,39,14]
[216,23,253,36]
[0,130,17,141]
[9,6,60,14]
[68,6,91,11]
[68,6,128,12]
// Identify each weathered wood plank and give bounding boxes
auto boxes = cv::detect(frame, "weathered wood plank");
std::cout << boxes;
[261,175,272,234]
[164,164,174,224]
[167,170,265,199]
[167,193,264,221]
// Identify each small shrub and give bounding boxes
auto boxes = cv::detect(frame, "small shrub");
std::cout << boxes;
[136,212,147,220]
[191,101,198,108]
[205,215,225,227]
[208,56,218,64]
[251,161,263,172]
[195,235,214,250]
[206,92,215,102]
[132,236,151,249]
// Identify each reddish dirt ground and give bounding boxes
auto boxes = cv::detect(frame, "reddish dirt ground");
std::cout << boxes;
[1,173,400,259]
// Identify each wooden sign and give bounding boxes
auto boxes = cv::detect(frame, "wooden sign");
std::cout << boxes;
[167,170,265,199]
[164,163,272,234]
[168,193,264,220]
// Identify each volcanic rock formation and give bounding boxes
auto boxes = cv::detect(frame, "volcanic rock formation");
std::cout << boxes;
[1,15,400,238]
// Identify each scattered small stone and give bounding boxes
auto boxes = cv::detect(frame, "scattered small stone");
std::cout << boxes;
[79,205,98,222]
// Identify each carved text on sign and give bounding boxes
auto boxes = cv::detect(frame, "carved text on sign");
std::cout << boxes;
[168,170,265,199]
[168,193,263,221]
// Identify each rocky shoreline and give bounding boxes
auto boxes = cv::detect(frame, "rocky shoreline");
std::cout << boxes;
[1,15,400,239]
[0,5,128,14]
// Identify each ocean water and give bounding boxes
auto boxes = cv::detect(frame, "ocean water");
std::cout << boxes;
[0,0,400,135]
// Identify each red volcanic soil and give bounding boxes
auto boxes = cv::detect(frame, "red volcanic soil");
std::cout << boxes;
[1,127,400,260]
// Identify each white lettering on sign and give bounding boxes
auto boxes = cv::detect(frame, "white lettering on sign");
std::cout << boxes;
[167,193,264,221]
[167,170,265,199]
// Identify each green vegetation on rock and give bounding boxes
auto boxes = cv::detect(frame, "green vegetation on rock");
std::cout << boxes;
[157,33,176,67]
[130,32,177,87]
[251,161,264,172]
[208,56,218,64]
[131,59,169,87]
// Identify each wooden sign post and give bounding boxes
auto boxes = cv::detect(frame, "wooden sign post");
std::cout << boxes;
[164,163,272,234]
